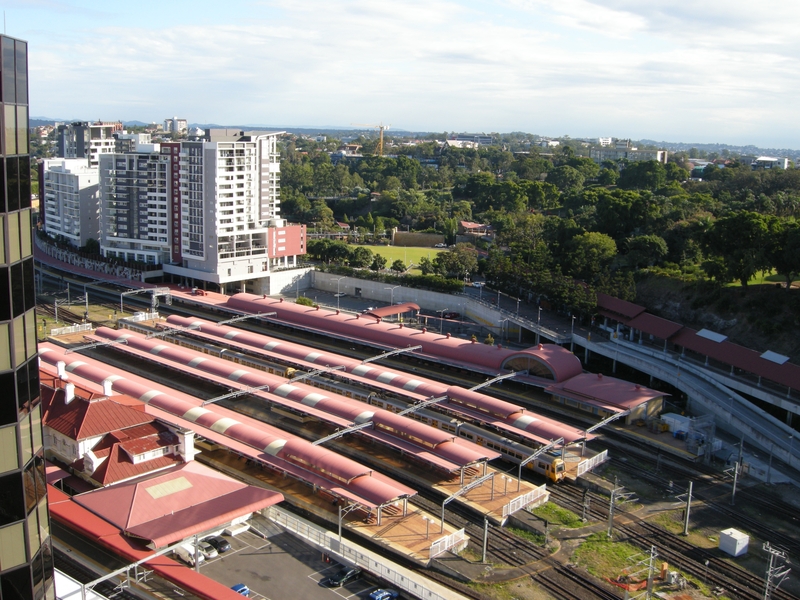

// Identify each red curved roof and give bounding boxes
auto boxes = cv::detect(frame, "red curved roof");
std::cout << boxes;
[92,327,495,470]
[226,294,580,380]
[38,344,413,508]
[162,314,588,446]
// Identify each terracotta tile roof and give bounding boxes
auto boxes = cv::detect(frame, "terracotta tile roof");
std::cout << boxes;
[43,392,151,441]
[596,293,646,322]
[76,444,181,486]
[626,312,685,341]
[672,328,800,392]
[73,461,282,547]
[547,372,668,411]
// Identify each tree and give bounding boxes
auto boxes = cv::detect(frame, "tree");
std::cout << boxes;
[597,168,619,186]
[545,165,585,193]
[390,259,407,273]
[618,160,667,190]
[370,254,388,272]
[82,238,100,255]
[624,235,668,269]
[703,211,773,289]
[766,219,800,291]
[566,156,600,179]
[433,243,478,278]
[565,231,618,280]
[348,246,374,269]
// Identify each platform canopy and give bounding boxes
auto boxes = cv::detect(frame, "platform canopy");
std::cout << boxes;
[364,303,420,318]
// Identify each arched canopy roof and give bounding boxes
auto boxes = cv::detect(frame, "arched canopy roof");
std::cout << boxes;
[226,294,580,382]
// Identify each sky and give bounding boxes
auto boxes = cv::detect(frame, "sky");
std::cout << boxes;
[8,0,800,148]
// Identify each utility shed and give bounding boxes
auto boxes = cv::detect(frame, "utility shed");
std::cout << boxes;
[719,528,749,557]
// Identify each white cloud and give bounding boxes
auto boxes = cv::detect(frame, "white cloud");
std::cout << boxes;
[20,0,800,147]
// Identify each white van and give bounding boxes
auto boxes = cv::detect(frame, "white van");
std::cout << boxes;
[174,543,205,567]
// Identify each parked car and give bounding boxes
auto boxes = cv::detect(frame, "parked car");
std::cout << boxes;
[321,566,362,587]
[369,589,400,600]
[174,543,204,566]
[434,243,446,248]
[442,311,460,319]
[196,541,218,559]
[203,535,231,553]
[472,281,484,288]
[231,583,250,596]
[334,292,347,298]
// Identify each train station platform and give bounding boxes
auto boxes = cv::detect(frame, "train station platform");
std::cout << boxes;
[197,444,463,564]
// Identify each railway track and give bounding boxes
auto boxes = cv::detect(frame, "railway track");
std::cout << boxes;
[621,519,796,600]
[38,278,800,599]
[533,565,622,600]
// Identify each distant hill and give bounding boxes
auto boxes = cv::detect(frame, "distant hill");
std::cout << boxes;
[26,117,798,155]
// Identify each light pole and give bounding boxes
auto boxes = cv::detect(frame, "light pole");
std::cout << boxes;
[385,285,400,306]
[423,516,432,539]
[516,297,520,316]
[570,315,576,352]
[334,277,345,310]
[438,308,448,333]
[536,306,542,345]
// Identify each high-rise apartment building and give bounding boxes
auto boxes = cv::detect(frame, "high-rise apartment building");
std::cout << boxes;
[40,158,99,247]
[56,121,122,167]
[99,141,171,265]
[163,117,187,134]
[97,129,305,293]
[162,129,304,294]
[0,34,55,599]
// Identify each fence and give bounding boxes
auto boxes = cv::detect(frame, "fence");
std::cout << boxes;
[50,323,93,336]
[429,528,467,560]
[577,449,609,477]
[502,484,549,519]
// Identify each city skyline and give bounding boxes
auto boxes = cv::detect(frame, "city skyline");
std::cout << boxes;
[10,0,800,149]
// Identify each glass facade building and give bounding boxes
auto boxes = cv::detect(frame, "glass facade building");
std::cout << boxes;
[0,35,55,600]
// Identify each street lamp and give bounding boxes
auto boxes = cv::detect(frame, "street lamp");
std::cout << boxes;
[438,308,448,333]
[385,285,400,306]
[536,306,542,345]
[570,315,576,352]
[422,515,433,539]
[334,277,345,310]
[516,297,520,316]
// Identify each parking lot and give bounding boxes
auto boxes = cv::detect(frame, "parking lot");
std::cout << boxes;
[198,524,397,600]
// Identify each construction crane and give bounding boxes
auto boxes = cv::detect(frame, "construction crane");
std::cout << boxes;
[351,123,391,156]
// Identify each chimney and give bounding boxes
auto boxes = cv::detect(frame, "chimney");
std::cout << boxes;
[103,379,114,396]
[57,361,66,377]
[64,383,75,404]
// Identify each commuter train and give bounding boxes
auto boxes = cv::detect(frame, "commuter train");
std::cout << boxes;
[368,396,568,482]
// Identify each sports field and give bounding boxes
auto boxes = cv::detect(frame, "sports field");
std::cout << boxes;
[348,244,445,273]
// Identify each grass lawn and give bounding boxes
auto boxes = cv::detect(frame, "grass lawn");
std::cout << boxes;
[726,269,789,287]
[348,244,445,274]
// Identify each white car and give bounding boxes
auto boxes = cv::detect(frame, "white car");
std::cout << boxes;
[472,281,485,288]
[197,541,218,559]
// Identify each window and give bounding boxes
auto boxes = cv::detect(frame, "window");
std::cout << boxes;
[0,522,26,571]
[0,425,18,474]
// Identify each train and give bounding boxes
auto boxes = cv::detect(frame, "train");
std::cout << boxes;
[367,396,568,483]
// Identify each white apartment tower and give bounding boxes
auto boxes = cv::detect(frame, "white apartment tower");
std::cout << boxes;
[41,158,100,247]
[163,130,303,293]
[164,117,188,134]
[56,121,123,167]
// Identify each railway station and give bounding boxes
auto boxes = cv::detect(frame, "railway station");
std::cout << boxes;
[33,265,800,600]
